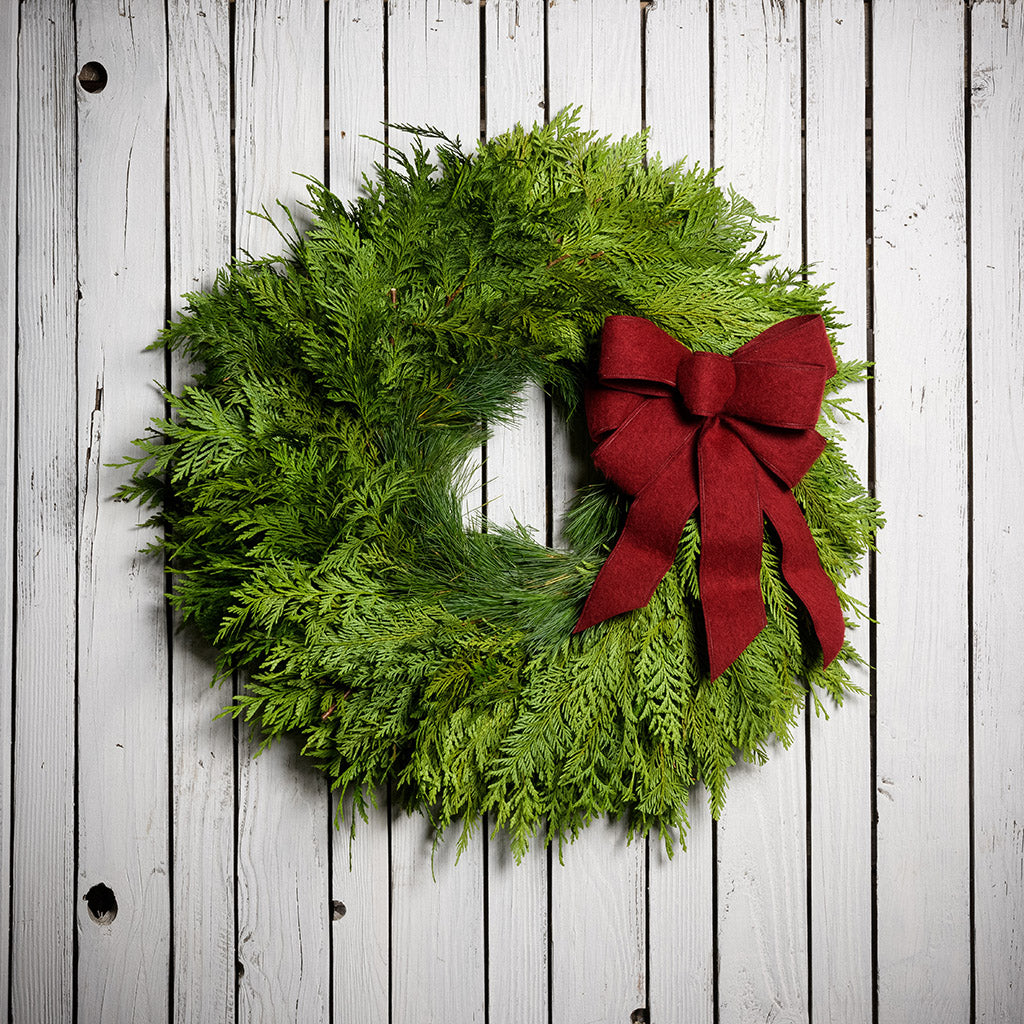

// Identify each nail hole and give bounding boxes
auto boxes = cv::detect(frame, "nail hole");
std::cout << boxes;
[78,61,108,93]
[236,960,245,979]
[630,1010,649,1024]
[83,883,117,924]
[331,900,347,921]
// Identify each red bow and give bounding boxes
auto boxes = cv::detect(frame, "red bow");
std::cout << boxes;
[572,314,845,679]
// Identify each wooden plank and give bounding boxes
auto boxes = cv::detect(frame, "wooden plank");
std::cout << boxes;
[642,3,715,1021]
[386,4,487,1021]
[74,3,171,1021]
[711,2,809,1020]
[0,2,17,1020]
[547,0,642,558]
[547,5,648,1021]
[10,6,77,1023]
[331,794,391,1024]
[551,820,647,1024]
[329,0,386,201]
[970,4,1024,1021]
[167,2,236,1022]
[232,4,332,1021]
[644,0,711,169]
[486,0,546,131]
[327,5,391,1022]
[803,3,873,1022]
[483,4,549,1022]
[872,2,970,1021]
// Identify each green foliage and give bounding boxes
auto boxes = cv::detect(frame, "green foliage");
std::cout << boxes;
[119,110,882,856]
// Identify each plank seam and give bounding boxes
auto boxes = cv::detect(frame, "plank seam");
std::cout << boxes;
[161,4,175,1021]
[4,2,22,1019]
[708,8,719,1023]
[324,1,331,192]
[863,1,879,1018]
[963,4,976,1022]
[228,1,241,1015]
[71,7,82,1022]
[798,4,815,1021]
[324,12,335,1024]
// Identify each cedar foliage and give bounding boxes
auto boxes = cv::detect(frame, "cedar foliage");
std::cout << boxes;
[120,112,881,856]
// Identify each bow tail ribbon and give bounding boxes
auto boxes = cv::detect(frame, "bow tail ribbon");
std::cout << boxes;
[575,422,844,677]
[572,449,699,634]
[697,423,767,678]
[759,474,845,667]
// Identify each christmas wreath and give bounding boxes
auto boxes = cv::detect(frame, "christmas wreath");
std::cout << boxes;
[122,112,880,856]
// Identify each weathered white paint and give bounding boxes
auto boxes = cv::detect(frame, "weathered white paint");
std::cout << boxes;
[971,5,1024,1021]
[711,2,809,1020]
[74,2,172,1022]
[804,3,873,1022]
[167,3,236,1021]
[326,8,393,1024]
[11,5,79,1024]
[7,3,1024,1022]
[329,0,387,203]
[643,3,715,1020]
[332,793,391,1024]
[484,3,550,1021]
[0,3,17,1021]
[233,4,332,1022]
[547,5,647,1022]
[873,2,971,1021]
[386,5,488,1024]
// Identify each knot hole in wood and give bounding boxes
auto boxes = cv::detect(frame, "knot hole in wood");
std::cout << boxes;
[83,882,117,925]
[77,62,107,94]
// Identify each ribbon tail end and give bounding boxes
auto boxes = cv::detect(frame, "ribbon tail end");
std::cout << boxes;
[820,626,844,669]
[572,599,628,635]
[705,612,767,682]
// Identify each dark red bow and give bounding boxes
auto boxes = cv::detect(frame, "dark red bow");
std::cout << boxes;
[572,314,845,679]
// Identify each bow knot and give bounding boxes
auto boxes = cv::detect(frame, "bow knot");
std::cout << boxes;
[572,314,845,679]
[676,350,735,416]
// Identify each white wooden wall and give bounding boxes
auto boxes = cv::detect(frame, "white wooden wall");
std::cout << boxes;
[2,1,1023,1022]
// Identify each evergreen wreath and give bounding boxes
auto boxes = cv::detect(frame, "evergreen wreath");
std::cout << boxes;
[121,111,881,856]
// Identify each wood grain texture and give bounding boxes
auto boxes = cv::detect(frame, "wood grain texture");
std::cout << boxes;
[551,820,647,1024]
[326,8,391,1021]
[387,0,481,146]
[643,5,715,1021]
[0,3,17,1021]
[803,3,873,1022]
[386,6,488,1022]
[332,795,390,1024]
[483,4,550,1022]
[648,804,713,1024]
[167,3,236,1021]
[233,4,332,1021]
[390,813,487,1024]
[644,0,711,170]
[329,0,386,203]
[711,2,809,1021]
[10,6,78,1024]
[546,8,648,1021]
[872,2,970,1021]
[74,2,171,1020]
[970,4,1024,1021]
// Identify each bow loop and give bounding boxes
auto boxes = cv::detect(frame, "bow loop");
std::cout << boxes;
[573,314,844,679]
